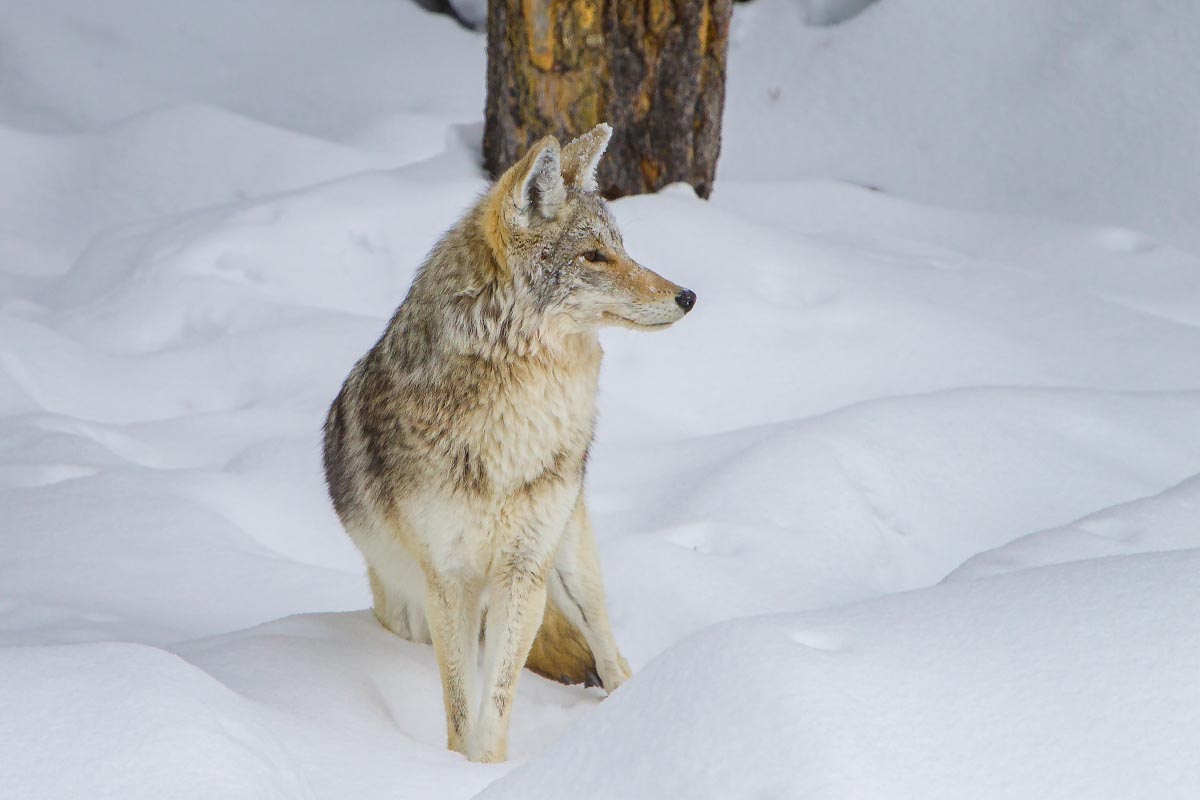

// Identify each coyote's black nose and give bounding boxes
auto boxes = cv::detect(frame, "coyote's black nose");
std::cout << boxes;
[675,289,697,313]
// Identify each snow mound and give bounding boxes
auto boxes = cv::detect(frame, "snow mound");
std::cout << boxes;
[0,642,313,800]
[481,549,1200,799]
[0,0,483,139]
[950,473,1200,581]
[593,386,1200,656]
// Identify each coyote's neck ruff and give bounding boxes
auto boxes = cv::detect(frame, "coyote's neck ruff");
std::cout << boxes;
[323,124,695,763]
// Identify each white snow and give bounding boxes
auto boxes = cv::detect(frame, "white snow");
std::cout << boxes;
[481,549,1200,799]
[723,0,1200,252]
[2,1,1198,798]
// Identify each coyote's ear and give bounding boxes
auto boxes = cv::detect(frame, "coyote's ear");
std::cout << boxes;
[507,136,565,228]
[561,123,612,192]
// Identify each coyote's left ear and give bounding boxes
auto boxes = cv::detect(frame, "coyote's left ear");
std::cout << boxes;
[561,123,612,192]
[506,136,566,228]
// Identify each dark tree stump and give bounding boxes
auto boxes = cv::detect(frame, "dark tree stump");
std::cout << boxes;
[484,0,733,199]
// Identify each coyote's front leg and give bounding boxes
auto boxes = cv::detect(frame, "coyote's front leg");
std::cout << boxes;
[424,573,482,756]
[549,497,631,693]
[470,552,550,763]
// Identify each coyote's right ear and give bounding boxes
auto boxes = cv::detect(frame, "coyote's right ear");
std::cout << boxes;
[505,136,565,228]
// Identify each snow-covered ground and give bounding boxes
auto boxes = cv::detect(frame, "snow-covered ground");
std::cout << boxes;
[2,1,1198,797]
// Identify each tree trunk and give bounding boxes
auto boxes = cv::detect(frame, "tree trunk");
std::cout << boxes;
[484,0,733,199]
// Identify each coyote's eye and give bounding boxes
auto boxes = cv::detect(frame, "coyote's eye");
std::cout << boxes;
[581,249,607,264]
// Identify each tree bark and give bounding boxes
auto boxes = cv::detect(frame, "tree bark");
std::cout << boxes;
[484,0,733,199]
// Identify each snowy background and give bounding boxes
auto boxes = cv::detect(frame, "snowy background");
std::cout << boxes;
[2,0,1198,797]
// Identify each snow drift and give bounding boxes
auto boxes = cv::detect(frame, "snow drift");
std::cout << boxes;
[481,549,1200,799]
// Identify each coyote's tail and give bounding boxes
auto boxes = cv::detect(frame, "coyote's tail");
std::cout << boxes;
[525,597,601,687]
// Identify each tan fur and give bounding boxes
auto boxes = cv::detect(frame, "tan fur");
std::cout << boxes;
[322,124,694,762]
[525,598,599,685]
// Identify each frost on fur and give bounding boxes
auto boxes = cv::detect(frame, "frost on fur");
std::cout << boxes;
[510,137,566,227]
[561,123,613,193]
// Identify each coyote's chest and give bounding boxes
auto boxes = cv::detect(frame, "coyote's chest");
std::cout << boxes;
[453,342,600,498]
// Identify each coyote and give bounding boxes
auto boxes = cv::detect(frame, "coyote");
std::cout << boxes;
[322,124,695,762]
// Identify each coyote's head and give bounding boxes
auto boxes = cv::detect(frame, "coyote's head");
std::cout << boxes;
[482,124,696,332]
